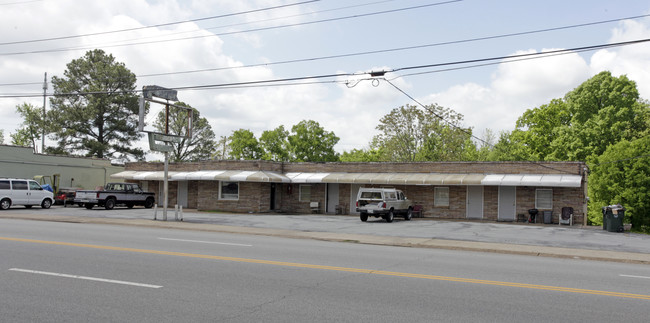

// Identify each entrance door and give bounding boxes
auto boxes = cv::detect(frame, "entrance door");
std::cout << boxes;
[466,186,483,219]
[326,183,339,214]
[498,186,516,221]
[270,183,276,210]
[177,181,188,208]
[350,184,362,214]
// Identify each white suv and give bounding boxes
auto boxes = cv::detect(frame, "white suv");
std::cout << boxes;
[356,188,413,223]
[0,178,54,210]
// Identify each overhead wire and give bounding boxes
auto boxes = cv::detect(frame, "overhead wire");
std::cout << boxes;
[2,11,647,87]
[0,0,320,46]
[5,36,648,100]
[38,0,406,54]
[383,78,490,147]
[0,0,462,56]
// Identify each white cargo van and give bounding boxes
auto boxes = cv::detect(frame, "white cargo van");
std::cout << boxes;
[0,178,54,210]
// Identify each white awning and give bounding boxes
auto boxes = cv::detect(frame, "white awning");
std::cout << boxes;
[285,172,486,185]
[112,171,582,187]
[111,171,172,181]
[481,174,582,187]
[111,170,290,183]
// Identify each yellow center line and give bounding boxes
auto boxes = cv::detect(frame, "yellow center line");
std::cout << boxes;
[3,236,649,300]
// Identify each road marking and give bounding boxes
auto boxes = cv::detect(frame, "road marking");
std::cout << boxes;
[158,237,252,247]
[620,274,650,280]
[2,236,650,300]
[8,268,163,289]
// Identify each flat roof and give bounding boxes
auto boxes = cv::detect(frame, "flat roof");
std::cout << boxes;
[113,171,582,187]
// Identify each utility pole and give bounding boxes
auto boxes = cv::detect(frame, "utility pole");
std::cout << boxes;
[41,72,47,154]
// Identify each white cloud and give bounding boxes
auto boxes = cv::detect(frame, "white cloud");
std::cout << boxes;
[422,16,650,140]
[591,18,650,99]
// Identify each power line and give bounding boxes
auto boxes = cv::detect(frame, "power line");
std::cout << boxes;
[383,78,490,147]
[2,12,647,86]
[2,37,649,99]
[0,0,462,56]
[136,12,650,78]
[58,0,407,55]
[0,0,320,46]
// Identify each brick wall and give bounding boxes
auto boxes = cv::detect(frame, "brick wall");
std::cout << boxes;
[124,160,586,224]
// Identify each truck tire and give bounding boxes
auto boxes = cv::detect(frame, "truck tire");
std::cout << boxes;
[144,197,155,209]
[405,208,413,221]
[0,199,11,210]
[360,212,368,222]
[385,210,394,223]
[104,198,116,210]
[41,199,52,209]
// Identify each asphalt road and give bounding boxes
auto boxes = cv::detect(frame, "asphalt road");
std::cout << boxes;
[1,219,650,322]
[5,205,650,254]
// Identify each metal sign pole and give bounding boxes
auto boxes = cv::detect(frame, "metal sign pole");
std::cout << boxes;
[140,85,191,223]
[163,151,169,221]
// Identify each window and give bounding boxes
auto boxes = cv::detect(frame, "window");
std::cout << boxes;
[28,181,42,190]
[434,187,449,207]
[11,181,28,190]
[385,191,396,200]
[219,181,239,200]
[0,180,9,190]
[299,185,311,202]
[360,191,382,199]
[536,189,553,209]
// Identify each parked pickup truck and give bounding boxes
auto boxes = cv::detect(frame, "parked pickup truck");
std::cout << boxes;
[355,188,414,223]
[74,182,155,210]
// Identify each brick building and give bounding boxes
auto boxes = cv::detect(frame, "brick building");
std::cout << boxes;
[113,160,588,225]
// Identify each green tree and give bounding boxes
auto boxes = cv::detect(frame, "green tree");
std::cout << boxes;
[373,104,473,162]
[0,129,4,144]
[509,99,571,161]
[259,126,290,161]
[504,71,648,162]
[340,148,386,162]
[11,103,45,152]
[552,71,646,161]
[153,102,216,162]
[288,120,339,162]
[48,49,144,160]
[228,129,263,160]
[588,137,650,232]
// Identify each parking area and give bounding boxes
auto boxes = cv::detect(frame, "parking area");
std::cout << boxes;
[2,204,650,255]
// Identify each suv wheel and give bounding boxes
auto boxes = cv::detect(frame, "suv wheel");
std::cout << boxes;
[360,212,368,222]
[385,210,394,223]
[405,208,413,221]
[144,197,155,209]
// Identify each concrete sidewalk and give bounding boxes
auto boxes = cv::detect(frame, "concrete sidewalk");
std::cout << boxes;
[2,206,650,265]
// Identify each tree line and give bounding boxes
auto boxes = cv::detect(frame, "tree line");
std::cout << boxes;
[5,50,650,232]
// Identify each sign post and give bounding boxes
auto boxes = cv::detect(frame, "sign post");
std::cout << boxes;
[139,85,192,221]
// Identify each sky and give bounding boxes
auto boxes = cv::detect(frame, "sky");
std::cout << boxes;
[1,0,650,160]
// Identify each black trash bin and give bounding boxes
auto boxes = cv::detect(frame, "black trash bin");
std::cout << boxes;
[528,208,538,223]
[603,205,625,232]
[602,206,609,230]
[543,210,552,224]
